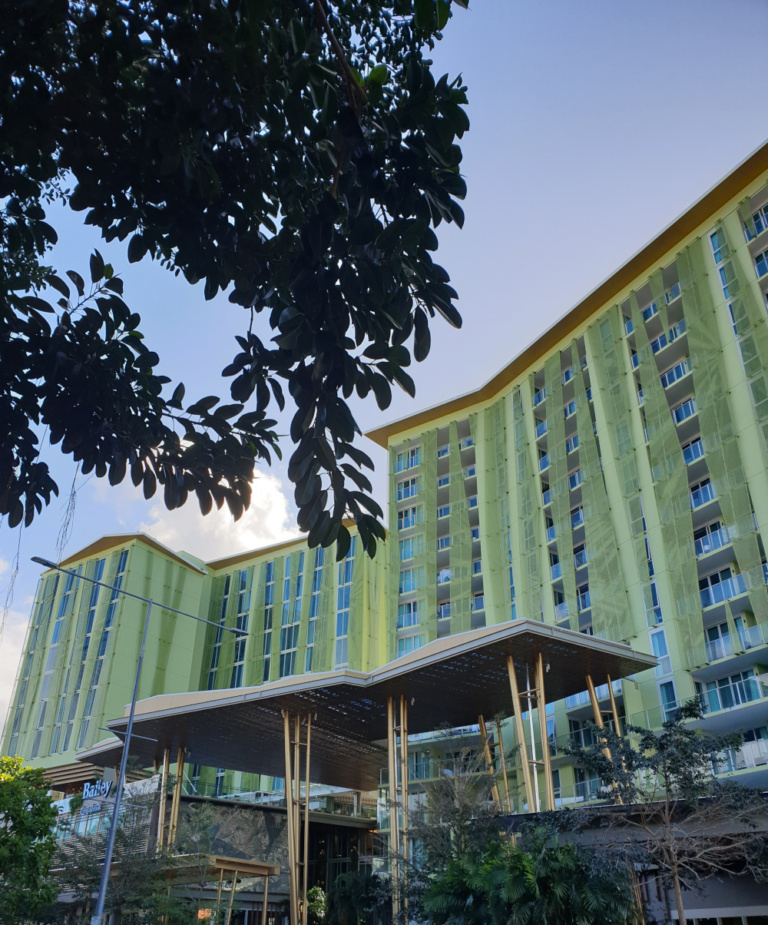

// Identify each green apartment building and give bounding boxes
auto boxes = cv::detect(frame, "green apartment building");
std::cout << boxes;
[6,141,768,810]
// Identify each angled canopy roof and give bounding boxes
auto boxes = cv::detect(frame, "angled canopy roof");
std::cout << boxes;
[78,619,656,791]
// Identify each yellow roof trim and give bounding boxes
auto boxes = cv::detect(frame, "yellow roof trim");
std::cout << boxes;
[57,534,206,573]
[365,139,768,447]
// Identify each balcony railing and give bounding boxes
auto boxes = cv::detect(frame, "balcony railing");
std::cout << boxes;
[701,676,764,714]
[546,525,556,542]
[715,739,768,774]
[673,397,697,424]
[683,439,703,465]
[699,573,747,608]
[535,420,548,438]
[565,679,622,710]
[539,454,550,472]
[574,548,588,570]
[690,482,715,510]
[550,562,562,581]
[695,525,730,557]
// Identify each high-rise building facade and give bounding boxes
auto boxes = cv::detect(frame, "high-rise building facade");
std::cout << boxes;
[5,142,768,804]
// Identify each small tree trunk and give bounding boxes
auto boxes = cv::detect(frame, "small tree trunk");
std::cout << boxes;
[669,853,686,925]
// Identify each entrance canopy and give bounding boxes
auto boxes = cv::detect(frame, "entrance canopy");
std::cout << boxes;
[79,619,656,792]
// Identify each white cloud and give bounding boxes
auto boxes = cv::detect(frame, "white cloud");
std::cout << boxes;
[0,607,29,739]
[138,472,299,562]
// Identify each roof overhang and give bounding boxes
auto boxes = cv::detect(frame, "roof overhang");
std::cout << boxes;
[78,619,656,791]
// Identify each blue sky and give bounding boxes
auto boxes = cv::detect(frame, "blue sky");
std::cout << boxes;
[2,0,768,728]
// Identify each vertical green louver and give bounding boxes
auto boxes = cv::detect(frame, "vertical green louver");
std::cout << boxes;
[511,386,543,623]
[449,421,472,632]
[582,310,633,641]
[423,428,438,641]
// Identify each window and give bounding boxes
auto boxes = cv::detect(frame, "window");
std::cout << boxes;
[659,680,678,722]
[542,484,551,506]
[576,582,590,612]
[468,495,478,509]
[471,526,480,541]
[702,669,761,714]
[437,504,450,519]
[279,553,304,679]
[539,451,549,472]
[437,535,452,550]
[459,435,474,450]
[573,544,587,570]
[533,386,546,406]
[690,477,715,510]
[436,568,451,586]
[473,593,485,611]
[699,566,746,607]
[710,230,726,265]
[624,316,634,335]
[563,399,576,419]
[471,559,482,575]
[400,568,418,594]
[550,551,561,581]
[660,358,691,388]
[335,537,356,668]
[756,247,768,279]
[465,464,476,478]
[571,506,584,529]
[546,516,556,543]
[232,567,254,685]
[641,301,658,322]
[397,601,419,629]
[745,202,768,240]
[568,469,582,491]
[305,548,324,672]
[694,521,730,557]
[705,622,731,662]
[650,629,671,677]
[399,536,423,561]
[395,446,420,472]
[437,474,450,488]
[682,437,703,465]
[565,434,579,454]
[437,444,449,458]
[396,477,419,500]
[664,282,681,304]
[396,634,424,657]
[398,506,419,530]
[535,419,547,438]
[262,561,275,681]
[672,397,696,424]
[437,602,451,621]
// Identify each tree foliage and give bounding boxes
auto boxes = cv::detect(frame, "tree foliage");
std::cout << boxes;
[0,756,58,924]
[564,700,768,925]
[1,0,469,557]
[421,832,639,925]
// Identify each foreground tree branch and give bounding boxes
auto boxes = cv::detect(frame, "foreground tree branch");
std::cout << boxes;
[0,0,469,557]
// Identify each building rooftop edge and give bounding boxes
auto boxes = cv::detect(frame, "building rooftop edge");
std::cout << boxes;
[365,137,768,447]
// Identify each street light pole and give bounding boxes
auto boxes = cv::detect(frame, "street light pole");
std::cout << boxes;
[31,556,248,925]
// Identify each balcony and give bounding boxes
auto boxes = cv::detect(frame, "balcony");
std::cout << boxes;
[756,248,768,279]
[573,548,588,570]
[565,679,622,710]
[437,603,450,621]
[533,387,546,406]
[535,420,548,438]
[690,482,716,510]
[715,739,768,775]
[555,602,569,623]
[661,357,691,390]
[673,397,697,425]
[695,525,730,557]
[700,573,747,609]
[551,562,562,581]
[683,438,704,465]
[701,675,764,715]
[577,590,591,612]
[571,509,584,530]
[664,281,682,304]
[542,488,551,506]
[546,525,557,543]
[539,454,550,472]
